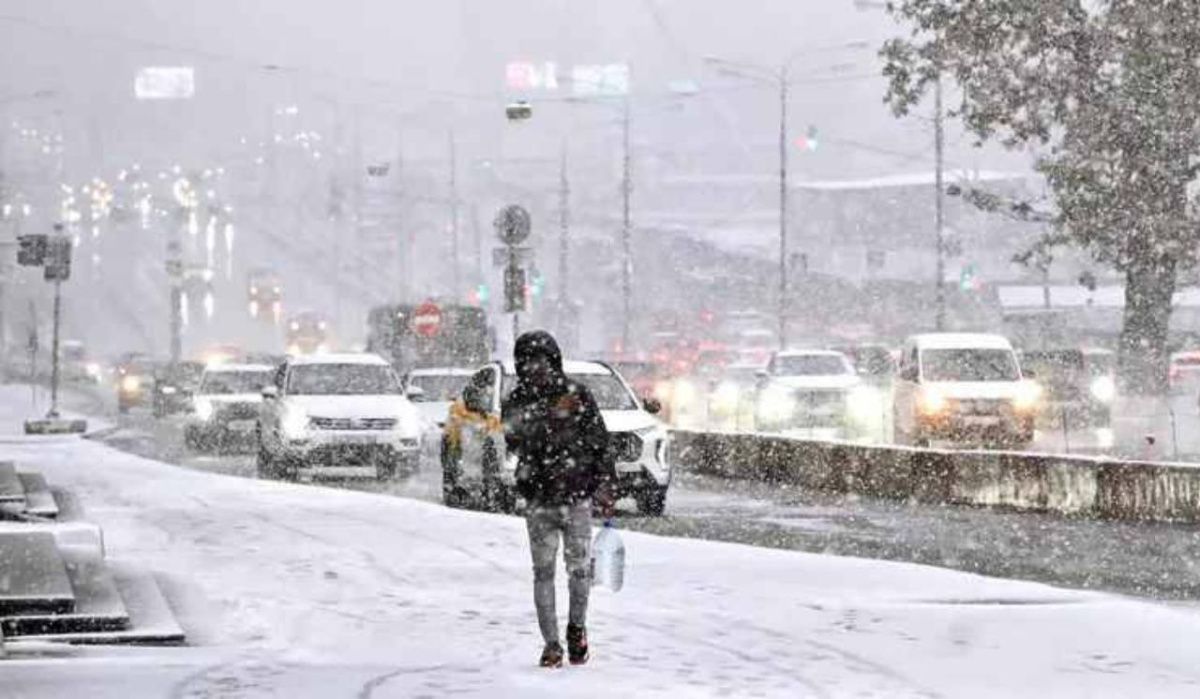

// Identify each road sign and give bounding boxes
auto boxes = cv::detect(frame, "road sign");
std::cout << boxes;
[410,300,443,338]
[17,234,47,266]
[494,205,531,246]
[43,238,71,282]
[492,246,533,267]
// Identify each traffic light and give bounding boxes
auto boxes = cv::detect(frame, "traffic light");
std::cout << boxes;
[504,265,527,312]
[959,263,980,292]
[17,234,47,266]
[469,283,490,306]
[796,125,819,152]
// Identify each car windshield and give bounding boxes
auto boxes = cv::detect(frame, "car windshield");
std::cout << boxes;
[407,374,471,402]
[287,364,398,395]
[922,349,1020,382]
[200,370,272,395]
[774,355,851,376]
[569,373,639,411]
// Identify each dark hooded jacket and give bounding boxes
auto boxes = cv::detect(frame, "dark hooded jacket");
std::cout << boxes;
[502,331,614,506]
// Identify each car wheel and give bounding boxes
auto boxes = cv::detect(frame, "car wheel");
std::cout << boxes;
[184,427,203,452]
[256,442,275,480]
[636,486,669,517]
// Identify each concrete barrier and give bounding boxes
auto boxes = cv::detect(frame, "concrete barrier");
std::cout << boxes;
[671,430,1200,524]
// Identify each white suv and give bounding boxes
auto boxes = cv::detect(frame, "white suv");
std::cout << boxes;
[893,333,1039,448]
[754,349,863,438]
[257,353,422,480]
[440,360,673,515]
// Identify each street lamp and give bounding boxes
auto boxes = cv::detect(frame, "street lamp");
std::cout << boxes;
[703,41,871,350]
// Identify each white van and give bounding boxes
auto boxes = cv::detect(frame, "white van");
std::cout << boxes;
[893,333,1040,448]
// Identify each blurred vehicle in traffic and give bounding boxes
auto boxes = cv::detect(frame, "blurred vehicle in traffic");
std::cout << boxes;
[367,301,490,372]
[441,360,671,515]
[402,367,474,431]
[61,340,103,384]
[184,363,275,452]
[705,362,763,431]
[285,311,329,355]
[754,349,864,439]
[894,333,1038,448]
[832,343,897,385]
[152,361,205,418]
[182,264,216,325]
[1020,348,1115,430]
[248,267,283,322]
[1169,350,1200,395]
[256,353,421,481]
[115,354,162,413]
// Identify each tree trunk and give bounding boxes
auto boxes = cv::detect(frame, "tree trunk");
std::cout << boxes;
[1118,255,1176,396]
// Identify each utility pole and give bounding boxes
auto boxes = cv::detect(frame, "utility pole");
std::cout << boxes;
[620,97,633,351]
[778,65,790,350]
[934,76,947,331]
[449,130,461,300]
[558,142,570,308]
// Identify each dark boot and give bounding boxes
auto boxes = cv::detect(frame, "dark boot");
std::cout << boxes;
[567,624,589,665]
[539,642,564,668]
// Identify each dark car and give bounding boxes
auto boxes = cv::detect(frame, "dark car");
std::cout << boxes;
[152,361,206,418]
[832,343,896,384]
[116,355,163,414]
[1020,348,1115,429]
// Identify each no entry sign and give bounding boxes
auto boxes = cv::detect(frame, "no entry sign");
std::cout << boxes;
[411,301,443,338]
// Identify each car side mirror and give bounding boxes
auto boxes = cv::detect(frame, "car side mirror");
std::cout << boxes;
[643,397,663,415]
[406,385,426,402]
[1023,369,1037,379]
[262,385,279,401]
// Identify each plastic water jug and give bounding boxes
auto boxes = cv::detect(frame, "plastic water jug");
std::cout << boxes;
[591,519,625,592]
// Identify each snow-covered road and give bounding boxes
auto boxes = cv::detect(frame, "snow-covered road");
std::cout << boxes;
[7,387,1200,697]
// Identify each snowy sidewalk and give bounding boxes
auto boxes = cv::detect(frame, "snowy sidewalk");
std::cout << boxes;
[3,387,1200,697]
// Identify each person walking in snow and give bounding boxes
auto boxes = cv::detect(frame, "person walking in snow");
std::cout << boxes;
[502,330,615,668]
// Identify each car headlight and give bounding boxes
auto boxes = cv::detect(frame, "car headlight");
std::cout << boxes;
[1013,380,1043,413]
[160,385,178,395]
[847,385,883,422]
[85,362,102,379]
[672,379,698,407]
[282,408,309,439]
[194,398,214,420]
[711,382,741,412]
[121,375,141,393]
[917,386,948,416]
[758,385,796,422]
[1090,375,1116,403]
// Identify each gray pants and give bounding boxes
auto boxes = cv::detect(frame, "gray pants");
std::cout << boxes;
[525,502,592,645]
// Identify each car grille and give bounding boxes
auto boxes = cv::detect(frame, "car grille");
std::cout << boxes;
[309,416,397,431]
[216,402,259,421]
[953,399,1010,416]
[610,432,644,461]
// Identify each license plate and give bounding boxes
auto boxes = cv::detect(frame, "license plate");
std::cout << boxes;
[963,416,1002,427]
[227,420,256,432]
[616,461,643,473]
[332,434,377,445]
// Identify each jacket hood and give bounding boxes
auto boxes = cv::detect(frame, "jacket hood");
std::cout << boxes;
[514,330,564,377]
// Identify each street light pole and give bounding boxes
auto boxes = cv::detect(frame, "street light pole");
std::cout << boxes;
[620,97,633,352]
[934,76,947,331]
[449,129,461,300]
[558,141,570,308]
[778,66,790,351]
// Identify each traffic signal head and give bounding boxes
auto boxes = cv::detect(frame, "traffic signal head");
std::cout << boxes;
[504,265,527,312]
